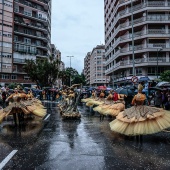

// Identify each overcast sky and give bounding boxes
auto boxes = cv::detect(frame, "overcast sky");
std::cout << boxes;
[51,0,104,74]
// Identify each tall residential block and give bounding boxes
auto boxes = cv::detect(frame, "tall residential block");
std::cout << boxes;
[104,0,170,86]
[0,0,14,85]
[0,0,51,86]
[84,45,110,87]
[84,52,91,86]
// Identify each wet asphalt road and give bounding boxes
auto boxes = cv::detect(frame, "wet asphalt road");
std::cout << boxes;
[0,101,170,170]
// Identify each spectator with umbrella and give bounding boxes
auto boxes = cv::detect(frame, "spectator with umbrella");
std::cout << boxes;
[154,90,162,108]
[115,87,134,108]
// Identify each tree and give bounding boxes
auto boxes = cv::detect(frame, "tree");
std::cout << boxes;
[23,56,60,88]
[58,70,70,86]
[160,70,170,82]
[72,74,85,85]
[58,68,85,86]
[8,83,23,89]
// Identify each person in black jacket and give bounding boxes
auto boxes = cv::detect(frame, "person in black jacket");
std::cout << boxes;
[2,91,6,108]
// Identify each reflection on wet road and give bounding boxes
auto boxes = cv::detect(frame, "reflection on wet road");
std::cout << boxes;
[0,102,170,170]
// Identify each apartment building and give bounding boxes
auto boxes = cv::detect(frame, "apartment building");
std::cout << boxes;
[51,43,64,87]
[84,52,91,86]
[104,0,170,86]
[51,43,61,61]
[90,45,110,87]
[0,0,51,86]
[0,0,14,86]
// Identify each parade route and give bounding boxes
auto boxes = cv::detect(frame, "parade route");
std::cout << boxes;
[0,150,18,170]
[0,102,169,170]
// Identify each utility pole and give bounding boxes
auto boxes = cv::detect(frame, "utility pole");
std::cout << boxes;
[67,56,74,86]
[156,48,163,79]
[131,0,135,76]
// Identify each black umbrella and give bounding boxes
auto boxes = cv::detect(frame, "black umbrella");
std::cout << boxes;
[115,87,134,96]
[138,76,150,82]
[149,87,166,91]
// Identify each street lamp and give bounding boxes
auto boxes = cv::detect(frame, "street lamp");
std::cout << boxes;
[156,48,163,78]
[67,56,74,86]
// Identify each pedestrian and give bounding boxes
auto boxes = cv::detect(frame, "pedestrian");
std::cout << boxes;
[154,90,162,108]
[2,90,6,108]
[162,91,168,109]
[113,90,119,101]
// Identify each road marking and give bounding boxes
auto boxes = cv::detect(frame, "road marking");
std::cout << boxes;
[44,114,51,121]
[0,150,18,170]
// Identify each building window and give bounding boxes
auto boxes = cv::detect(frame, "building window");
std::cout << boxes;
[136,68,142,76]
[1,74,10,79]
[11,75,17,80]
[14,36,18,42]
[24,38,31,44]
[4,1,13,7]
[97,66,101,70]
[148,67,166,75]
[0,53,12,58]
[0,42,12,48]
[24,11,31,17]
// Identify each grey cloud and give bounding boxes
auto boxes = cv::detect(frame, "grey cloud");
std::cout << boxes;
[51,0,104,73]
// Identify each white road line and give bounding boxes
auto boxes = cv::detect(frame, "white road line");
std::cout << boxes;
[0,150,18,170]
[44,114,51,120]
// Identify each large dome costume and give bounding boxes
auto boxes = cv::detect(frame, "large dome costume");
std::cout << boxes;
[93,91,125,116]
[110,84,170,136]
[0,89,46,123]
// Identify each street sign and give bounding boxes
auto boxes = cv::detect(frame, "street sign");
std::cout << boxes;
[131,76,138,83]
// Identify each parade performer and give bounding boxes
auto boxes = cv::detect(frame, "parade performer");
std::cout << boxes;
[0,88,46,124]
[85,89,104,107]
[109,84,170,136]
[60,84,81,119]
[27,90,34,99]
[99,90,105,99]
[100,90,125,116]
[93,90,113,113]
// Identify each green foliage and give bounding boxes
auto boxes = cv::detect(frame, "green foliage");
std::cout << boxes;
[58,67,78,86]
[160,70,170,82]
[58,68,85,86]
[8,83,23,89]
[23,56,60,87]
[72,75,85,85]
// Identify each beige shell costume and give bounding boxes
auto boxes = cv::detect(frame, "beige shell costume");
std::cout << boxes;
[110,84,170,136]
[0,93,46,123]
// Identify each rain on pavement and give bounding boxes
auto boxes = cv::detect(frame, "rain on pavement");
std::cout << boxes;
[0,101,170,170]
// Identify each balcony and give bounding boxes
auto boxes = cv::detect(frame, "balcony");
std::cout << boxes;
[105,57,168,74]
[14,48,37,55]
[14,19,48,32]
[14,8,48,23]
[148,29,166,34]
[13,69,26,74]
[1,68,12,73]
[13,58,26,64]
[14,0,46,13]
[14,29,48,41]
[147,1,165,7]
[105,43,168,64]
[36,51,48,58]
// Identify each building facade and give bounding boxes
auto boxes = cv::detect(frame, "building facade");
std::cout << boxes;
[104,0,170,86]
[0,0,51,86]
[51,43,64,88]
[0,0,14,86]
[90,45,109,87]
[84,52,91,86]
